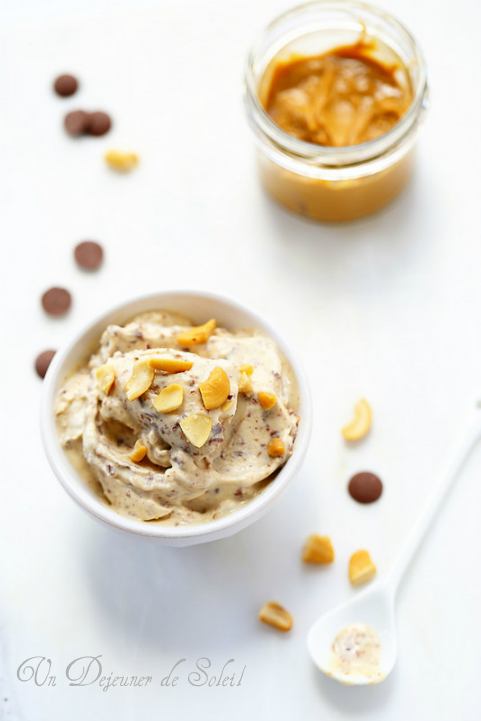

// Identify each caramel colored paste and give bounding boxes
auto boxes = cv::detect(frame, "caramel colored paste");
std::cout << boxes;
[265,44,412,147]
[258,43,415,221]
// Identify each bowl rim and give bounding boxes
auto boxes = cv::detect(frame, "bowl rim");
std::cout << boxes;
[41,289,312,542]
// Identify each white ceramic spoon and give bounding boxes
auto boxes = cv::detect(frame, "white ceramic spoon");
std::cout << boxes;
[307,400,481,685]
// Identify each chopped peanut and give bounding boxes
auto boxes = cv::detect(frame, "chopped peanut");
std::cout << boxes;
[124,360,155,401]
[104,150,139,172]
[267,438,285,457]
[153,384,184,413]
[180,414,212,448]
[349,549,377,586]
[302,534,335,564]
[199,367,230,410]
[238,372,253,395]
[342,399,372,441]
[239,363,254,376]
[258,392,277,410]
[148,357,193,373]
[96,364,115,394]
[129,439,147,462]
[259,601,293,632]
[177,319,216,346]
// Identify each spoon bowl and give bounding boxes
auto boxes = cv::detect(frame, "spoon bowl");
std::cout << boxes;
[307,582,397,685]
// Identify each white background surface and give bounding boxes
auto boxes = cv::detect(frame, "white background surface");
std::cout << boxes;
[1,0,481,718]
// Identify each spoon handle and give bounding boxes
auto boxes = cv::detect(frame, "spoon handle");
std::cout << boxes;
[385,400,481,594]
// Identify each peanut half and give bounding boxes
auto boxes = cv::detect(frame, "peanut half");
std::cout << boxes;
[239,363,254,376]
[267,438,285,457]
[199,367,230,410]
[153,384,184,413]
[124,360,155,401]
[180,414,212,448]
[148,357,193,374]
[342,399,372,441]
[177,319,216,346]
[238,372,253,395]
[349,549,377,586]
[259,601,293,632]
[302,534,335,564]
[129,439,147,462]
[104,150,139,172]
[96,364,115,394]
[258,392,277,410]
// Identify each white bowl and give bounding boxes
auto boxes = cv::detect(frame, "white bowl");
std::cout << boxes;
[41,290,312,546]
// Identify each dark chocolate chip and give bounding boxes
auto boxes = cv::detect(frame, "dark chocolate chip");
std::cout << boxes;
[87,111,112,136]
[54,74,78,97]
[64,110,90,136]
[35,350,56,379]
[41,287,72,316]
[74,241,104,270]
[348,472,383,504]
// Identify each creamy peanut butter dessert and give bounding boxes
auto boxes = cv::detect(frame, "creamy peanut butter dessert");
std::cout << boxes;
[329,623,382,681]
[55,311,299,524]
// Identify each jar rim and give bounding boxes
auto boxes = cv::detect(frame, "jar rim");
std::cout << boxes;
[244,0,429,168]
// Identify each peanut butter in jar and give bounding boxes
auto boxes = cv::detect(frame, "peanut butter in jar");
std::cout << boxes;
[244,1,428,222]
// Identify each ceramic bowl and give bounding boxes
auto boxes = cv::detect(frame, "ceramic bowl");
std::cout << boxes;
[41,290,312,546]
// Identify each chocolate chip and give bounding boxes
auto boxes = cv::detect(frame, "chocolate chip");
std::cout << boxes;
[348,472,383,504]
[41,287,72,316]
[54,74,78,97]
[64,110,90,136]
[87,111,112,136]
[35,350,56,378]
[74,241,104,270]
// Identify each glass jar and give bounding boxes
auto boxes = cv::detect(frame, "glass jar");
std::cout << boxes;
[244,0,429,222]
